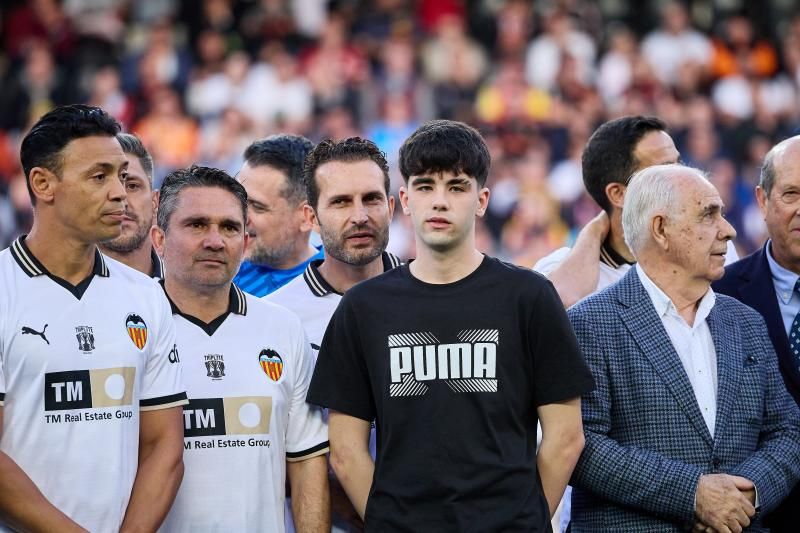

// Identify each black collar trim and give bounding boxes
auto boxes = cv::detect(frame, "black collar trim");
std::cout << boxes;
[11,235,109,299]
[151,249,165,280]
[600,241,634,269]
[303,252,402,297]
[161,282,247,336]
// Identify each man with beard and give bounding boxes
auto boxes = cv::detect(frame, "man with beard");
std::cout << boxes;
[234,135,323,297]
[269,137,401,531]
[99,133,164,278]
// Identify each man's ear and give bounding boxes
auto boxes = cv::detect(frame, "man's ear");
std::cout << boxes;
[298,201,314,232]
[605,182,627,210]
[303,203,320,233]
[399,187,410,215]
[151,225,166,257]
[651,214,669,251]
[28,167,59,204]
[476,187,490,217]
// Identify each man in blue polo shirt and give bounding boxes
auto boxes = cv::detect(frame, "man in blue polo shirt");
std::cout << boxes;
[234,135,322,296]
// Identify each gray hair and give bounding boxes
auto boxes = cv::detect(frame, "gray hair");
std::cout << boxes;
[622,164,708,255]
[760,136,800,196]
[116,133,154,185]
[157,165,247,232]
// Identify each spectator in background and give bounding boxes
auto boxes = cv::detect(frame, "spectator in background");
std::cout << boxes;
[641,1,712,87]
[133,86,200,181]
[525,9,596,94]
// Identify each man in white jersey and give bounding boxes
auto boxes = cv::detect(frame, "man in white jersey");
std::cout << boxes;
[153,165,329,533]
[269,137,400,530]
[0,104,186,532]
[534,116,738,308]
[270,137,400,352]
[100,133,164,278]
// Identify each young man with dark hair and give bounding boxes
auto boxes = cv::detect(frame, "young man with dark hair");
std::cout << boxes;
[536,115,739,308]
[308,120,594,531]
[99,133,163,278]
[234,134,322,296]
[153,166,329,533]
[0,104,187,532]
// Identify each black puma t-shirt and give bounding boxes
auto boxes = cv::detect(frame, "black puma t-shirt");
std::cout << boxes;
[308,256,595,532]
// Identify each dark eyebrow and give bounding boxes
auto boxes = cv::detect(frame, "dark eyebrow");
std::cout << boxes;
[410,176,435,186]
[84,162,121,175]
[447,177,472,186]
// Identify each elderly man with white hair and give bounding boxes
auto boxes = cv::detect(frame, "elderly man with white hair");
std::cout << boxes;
[567,164,800,533]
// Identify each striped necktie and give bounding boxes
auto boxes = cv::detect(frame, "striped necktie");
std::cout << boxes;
[790,279,800,369]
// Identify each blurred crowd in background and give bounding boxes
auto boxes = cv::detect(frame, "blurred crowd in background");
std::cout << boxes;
[1,0,800,265]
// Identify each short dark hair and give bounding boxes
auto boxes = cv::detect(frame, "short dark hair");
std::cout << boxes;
[157,165,247,232]
[398,120,491,186]
[20,104,121,203]
[303,137,390,209]
[581,115,668,212]
[243,134,314,205]
[116,133,154,185]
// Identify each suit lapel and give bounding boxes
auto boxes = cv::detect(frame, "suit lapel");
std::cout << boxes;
[739,248,792,359]
[706,305,741,440]
[617,270,714,447]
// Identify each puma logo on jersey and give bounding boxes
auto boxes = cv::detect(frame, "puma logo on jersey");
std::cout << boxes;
[388,330,499,397]
[22,324,49,345]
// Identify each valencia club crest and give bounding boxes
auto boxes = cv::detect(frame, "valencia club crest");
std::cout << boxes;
[259,349,283,382]
[126,313,148,350]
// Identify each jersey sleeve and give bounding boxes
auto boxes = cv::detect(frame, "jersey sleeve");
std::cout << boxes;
[530,280,595,406]
[140,291,187,411]
[285,316,329,462]
[307,294,375,421]
[532,247,570,276]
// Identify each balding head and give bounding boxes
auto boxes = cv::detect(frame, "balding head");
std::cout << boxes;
[756,135,800,274]
[760,135,800,197]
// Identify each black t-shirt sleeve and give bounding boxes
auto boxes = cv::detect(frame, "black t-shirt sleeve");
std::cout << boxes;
[529,280,595,406]
[307,294,376,421]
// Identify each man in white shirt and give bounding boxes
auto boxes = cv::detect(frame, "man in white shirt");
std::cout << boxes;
[535,115,738,308]
[269,137,400,530]
[0,104,186,532]
[152,165,329,533]
[567,164,800,532]
[99,133,163,278]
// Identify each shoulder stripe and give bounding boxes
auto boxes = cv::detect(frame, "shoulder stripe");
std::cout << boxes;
[286,441,330,462]
[140,392,188,409]
[11,239,43,276]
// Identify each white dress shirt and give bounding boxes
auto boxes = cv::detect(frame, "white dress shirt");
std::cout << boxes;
[636,264,718,436]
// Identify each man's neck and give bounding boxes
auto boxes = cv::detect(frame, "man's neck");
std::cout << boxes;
[164,278,230,323]
[410,240,483,284]
[609,212,636,263]
[268,243,319,270]
[100,245,154,277]
[26,221,96,284]
[317,254,384,294]
[638,258,709,326]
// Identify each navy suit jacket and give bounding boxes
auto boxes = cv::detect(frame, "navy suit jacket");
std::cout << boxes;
[712,243,800,405]
[568,268,800,532]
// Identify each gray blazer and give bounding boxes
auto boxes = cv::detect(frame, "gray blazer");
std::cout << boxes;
[567,268,800,532]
